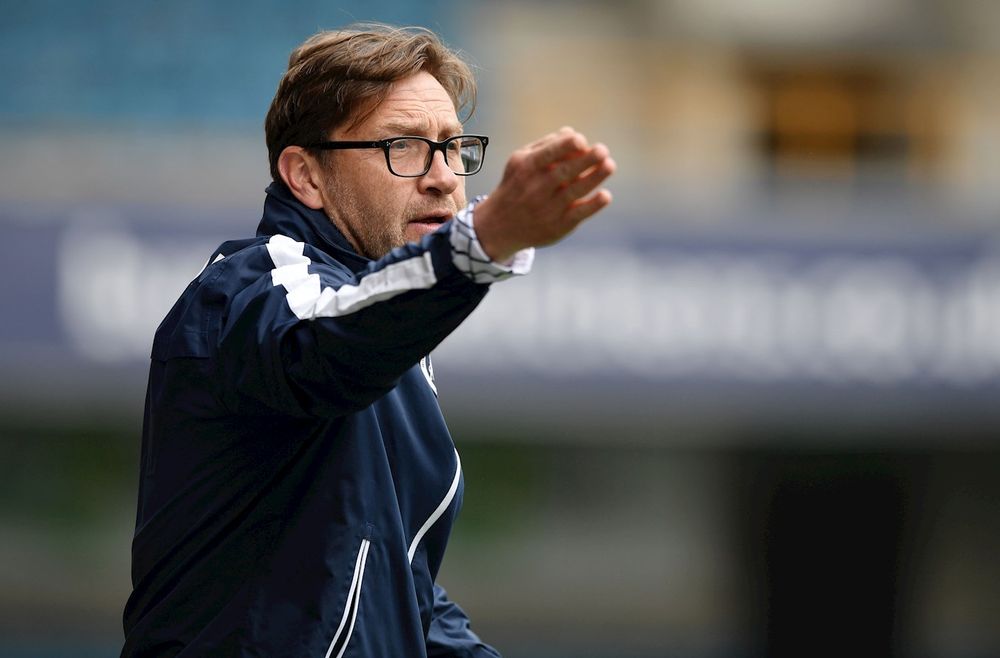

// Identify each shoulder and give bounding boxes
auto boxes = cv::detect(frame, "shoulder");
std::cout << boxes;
[198,235,356,293]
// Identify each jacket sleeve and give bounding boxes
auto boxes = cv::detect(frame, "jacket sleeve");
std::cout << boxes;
[215,208,531,417]
[426,584,502,658]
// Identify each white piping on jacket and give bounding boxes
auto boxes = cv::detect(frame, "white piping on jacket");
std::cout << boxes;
[324,537,371,658]
[408,449,461,564]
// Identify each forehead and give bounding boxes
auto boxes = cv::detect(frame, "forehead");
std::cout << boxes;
[349,71,462,137]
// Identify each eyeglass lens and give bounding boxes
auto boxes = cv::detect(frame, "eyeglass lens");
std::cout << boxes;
[387,137,485,176]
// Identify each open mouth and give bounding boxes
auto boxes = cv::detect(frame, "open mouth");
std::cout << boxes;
[409,212,452,228]
[406,212,452,240]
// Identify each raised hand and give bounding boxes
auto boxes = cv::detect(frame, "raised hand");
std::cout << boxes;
[472,127,616,263]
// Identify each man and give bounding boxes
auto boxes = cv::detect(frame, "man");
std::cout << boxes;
[122,24,614,657]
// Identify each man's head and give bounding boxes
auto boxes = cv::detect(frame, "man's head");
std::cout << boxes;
[265,24,480,259]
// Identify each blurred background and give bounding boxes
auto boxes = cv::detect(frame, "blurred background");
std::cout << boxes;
[2,0,1000,656]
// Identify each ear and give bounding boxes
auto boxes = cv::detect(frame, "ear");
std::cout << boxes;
[277,146,326,210]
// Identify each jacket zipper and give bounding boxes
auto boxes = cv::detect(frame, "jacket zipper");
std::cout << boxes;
[323,537,371,658]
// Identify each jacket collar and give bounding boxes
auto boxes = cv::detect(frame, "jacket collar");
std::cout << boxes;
[257,181,370,273]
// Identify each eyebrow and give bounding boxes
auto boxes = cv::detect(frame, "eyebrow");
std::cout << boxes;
[377,119,464,139]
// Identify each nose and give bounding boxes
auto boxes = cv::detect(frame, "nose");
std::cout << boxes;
[417,149,459,196]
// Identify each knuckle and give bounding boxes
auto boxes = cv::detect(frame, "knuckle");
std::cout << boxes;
[505,151,528,174]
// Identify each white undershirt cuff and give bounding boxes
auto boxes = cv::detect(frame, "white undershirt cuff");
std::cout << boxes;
[449,195,534,284]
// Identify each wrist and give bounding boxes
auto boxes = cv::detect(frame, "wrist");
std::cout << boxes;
[449,196,535,283]
[470,195,519,264]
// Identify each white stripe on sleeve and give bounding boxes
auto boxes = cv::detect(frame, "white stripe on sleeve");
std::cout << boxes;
[266,234,438,320]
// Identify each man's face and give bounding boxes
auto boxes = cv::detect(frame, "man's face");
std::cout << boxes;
[317,71,467,259]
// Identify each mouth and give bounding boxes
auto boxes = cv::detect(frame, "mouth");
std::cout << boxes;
[407,211,453,230]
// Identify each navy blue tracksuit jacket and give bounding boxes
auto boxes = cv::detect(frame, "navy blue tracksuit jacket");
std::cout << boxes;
[122,182,529,657]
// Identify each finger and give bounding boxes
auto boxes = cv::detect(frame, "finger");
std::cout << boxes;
[526,125,577,151]
[535,129,589,169]
[564,188,613,226]
[563,154,616,200]
[551,144,612,187]
[525,128,565,151]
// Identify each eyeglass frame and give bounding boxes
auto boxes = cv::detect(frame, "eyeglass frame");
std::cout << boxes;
[304,134,490,178]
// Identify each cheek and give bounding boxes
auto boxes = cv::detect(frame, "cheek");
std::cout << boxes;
[454,179,468,208]
[361,177,407,218]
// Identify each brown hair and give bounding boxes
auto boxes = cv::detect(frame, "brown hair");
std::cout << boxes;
[264,23,477,182]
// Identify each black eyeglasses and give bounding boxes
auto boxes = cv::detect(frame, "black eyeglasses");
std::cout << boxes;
[305,135,489,178]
